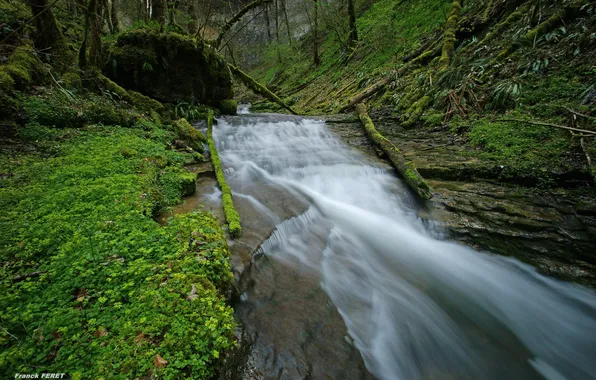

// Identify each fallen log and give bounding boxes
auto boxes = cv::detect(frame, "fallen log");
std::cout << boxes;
[355,103,433,200]
[228,64,298,115]
[207,111,242,238]
[492,2,593,63]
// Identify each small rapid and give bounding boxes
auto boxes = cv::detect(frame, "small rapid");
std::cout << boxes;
[212,113,596,380]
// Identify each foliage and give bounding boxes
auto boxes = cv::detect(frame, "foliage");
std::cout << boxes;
[174,101,211,123]
[22,89,140,128]
[0,122,235,379]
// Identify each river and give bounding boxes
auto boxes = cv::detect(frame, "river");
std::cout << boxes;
[207,112,596,380]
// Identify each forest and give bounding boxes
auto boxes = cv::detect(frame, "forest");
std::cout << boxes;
[1,0,595,379]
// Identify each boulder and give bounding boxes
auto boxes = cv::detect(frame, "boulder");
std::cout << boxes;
[104,29,233,107]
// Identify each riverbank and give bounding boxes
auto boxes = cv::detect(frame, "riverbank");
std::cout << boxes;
[325,113,596,286]
[0,110,236,378]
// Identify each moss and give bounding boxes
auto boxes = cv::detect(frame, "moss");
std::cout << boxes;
[228,64,297,114]
[356,103,432,200]
[207,111,242,238]
[0,70,15,92]
[439,0,462,69]
[96,71,131,101]
[421,110,445,127]
[0,43,41,92]
[173,118,207,153]
[178,171,198,196]
[468,116,574,181]
[105,29,233,106]
[219,99,238,115]
[60,71,82,90]
[403,96,431,128]
[23,90,138,128]
[129,91,165,115]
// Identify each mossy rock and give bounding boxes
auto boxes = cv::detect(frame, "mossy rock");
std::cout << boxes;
[104,29,234,106]
[218,99,238,115]
[173,118,207,153]
[179,171,198,196]
[129,91,165,115]
[60,71,82,91]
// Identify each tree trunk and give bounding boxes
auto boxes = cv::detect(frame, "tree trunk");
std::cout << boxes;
[79,0,97,69]
[264,3,272,43]
[281,0,292,45]
[188,0,198,34]
[27,0,64,53]
[313,0,320,65]
[347,0,358,47]
[89,0,103,66]
[275,0,281,62]
[151,0,166,29]
[110,0,120,33]
[355,103,433,201]
[439,0,462,69]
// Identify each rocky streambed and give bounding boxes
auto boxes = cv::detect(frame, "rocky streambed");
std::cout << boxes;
[326,114,596,287]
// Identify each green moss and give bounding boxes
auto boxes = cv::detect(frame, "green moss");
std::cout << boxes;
[219,99,238,115]
[23,90,139,129]
[439,0,462,69]
[468,117,573,180]
[207,112,242,238]
[173,118,207,153]
[129,91,165,115]
[0,125,234,378]
[421,110,445,127]
[105,29,233,106]
[403,96,431,128]
[0,43,41,93]
[0,70,15,92]
[60,71,83,90]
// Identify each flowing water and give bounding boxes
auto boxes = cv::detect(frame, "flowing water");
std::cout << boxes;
[211,112,596,380]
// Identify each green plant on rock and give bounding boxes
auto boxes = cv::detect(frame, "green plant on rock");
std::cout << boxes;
[0,124,235,378]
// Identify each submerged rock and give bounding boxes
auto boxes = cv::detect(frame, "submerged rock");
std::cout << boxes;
[104,29,234,108]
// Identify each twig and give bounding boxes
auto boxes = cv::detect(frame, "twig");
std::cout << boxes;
[498,118,596,135]
[564,107,596,121]
[12,271,46,283]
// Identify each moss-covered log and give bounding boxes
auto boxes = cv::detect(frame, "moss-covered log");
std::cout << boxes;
[228,64,298,115]
[355,103,433,201]
[439,0,462,69]
[340,77,391,112]
[461,1,532,55]
[207,111,242,238]
[493,2,590,63]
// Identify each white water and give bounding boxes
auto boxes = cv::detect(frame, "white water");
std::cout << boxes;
[213,114,596,380]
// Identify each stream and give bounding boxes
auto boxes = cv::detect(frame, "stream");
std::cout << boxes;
[204,112,596,380]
